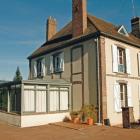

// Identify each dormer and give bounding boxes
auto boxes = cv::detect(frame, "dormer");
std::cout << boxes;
[118,25,129,36]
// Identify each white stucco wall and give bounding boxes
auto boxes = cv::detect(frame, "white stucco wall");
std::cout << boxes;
[21,112,70,127]
[105,37,140,125]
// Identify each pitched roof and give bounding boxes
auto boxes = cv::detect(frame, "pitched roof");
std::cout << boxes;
[28,14,140,59]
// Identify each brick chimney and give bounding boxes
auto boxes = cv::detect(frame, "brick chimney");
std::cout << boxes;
[131,17,140,38]
[46,16,57,41]
[72,0,87,37]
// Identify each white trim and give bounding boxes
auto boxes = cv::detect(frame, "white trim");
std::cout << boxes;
[118,25,129,36]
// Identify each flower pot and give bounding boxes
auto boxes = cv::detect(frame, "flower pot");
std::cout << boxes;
[87,118,93,125]
[73,117,80,124]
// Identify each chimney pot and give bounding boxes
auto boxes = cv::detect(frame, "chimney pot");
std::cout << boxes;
[46,17,57,41]
[131,17,140,38]
[72,0,87,37]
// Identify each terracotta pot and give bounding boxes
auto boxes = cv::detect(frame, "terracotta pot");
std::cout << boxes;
[73,117,80,124]
[87,118,93,125]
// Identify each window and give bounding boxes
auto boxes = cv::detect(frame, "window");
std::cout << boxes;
[36,90,47,112]
[49,87,69,112]
[112,44,131,74]
[54,53,61,72]
[50,52,64,73]
[37,59,42,77]
[33,58,45,78]
[10,87,21,113]
[0,88,8,112]
[120,83,128,107]
[118,25,129,36]
[114,82,132,113]
[24,90,35,112]
[117,47,126,73]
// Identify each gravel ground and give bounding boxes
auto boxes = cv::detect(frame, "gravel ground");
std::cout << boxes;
[0,121,140,140]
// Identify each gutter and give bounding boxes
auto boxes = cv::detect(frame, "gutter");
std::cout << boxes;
[100,31,140,48]
[28,31,100,60]
[28,30,140,60]
[95,37,102,124]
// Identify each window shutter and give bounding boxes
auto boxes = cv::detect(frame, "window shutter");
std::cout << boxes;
[49,55,54,74]
[41,58,46,77]
[112,44,118,72]
[114,82,121,112]
[126,49,131,74]
[59,52,64,72]
[127,83,133,107]
[138,84,140,101]
[138,53,140,76]
[33,61,37,78]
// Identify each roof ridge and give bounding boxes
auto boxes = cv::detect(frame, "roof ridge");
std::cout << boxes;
[88,14,117,29]
[87,14,100,31]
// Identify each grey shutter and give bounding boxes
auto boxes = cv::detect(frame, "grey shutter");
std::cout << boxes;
[49,55,54,74]
[59,52,64,72]
[112,44,118,72]
[138,53,140,76]
[126,49,131,74]
[41,58,46,77]
[33,61,37,78]
[127,83,132,107]
[114,82,121,112]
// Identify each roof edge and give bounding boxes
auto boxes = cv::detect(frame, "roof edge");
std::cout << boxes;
[27,31,100,59]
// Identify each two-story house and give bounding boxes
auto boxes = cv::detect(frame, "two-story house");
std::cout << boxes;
[27,0,140,125]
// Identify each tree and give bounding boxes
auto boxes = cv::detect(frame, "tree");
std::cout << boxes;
[13,67,23,82]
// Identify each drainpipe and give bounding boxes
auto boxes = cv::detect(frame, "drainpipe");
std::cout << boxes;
[95,37,101,124]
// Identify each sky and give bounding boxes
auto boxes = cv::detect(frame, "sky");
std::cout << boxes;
[0,0,140,81]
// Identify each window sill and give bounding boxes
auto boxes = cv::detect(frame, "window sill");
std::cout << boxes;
[115,72,128,76]
[53,71,63,74]
[22,110,69,116]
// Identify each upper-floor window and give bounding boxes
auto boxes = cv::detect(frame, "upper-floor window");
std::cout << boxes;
[112,44,131,74]
[33,58,46,78]
[117,47,126,73]
[50,52,64,74]
[118,25,129,36]
[54,53,62,72]
[37,59,42,77]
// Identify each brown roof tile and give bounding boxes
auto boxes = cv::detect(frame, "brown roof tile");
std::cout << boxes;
[28,14,140,59]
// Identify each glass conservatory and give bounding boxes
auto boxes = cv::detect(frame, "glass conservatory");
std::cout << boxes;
[0,80,71,127]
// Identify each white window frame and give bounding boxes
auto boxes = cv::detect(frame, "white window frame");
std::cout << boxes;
[112,44,131,74]
[50,52,64,73]
[49,87,69,112]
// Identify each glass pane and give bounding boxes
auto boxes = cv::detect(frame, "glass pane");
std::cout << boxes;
[49,91,59,112]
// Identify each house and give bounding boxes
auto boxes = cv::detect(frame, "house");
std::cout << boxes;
[0,0,140,127]
[28,0,140,126]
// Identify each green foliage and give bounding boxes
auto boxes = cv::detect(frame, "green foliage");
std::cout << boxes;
[13,66,23,82]
[80,105,97,122]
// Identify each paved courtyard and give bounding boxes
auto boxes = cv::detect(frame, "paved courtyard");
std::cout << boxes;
[0,121,140,140]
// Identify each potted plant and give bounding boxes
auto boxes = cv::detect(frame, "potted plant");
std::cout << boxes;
[80,105,97,125]
[70,111,81,124]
